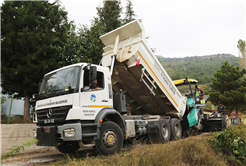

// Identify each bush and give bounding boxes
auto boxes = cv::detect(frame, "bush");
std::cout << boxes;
[1,95,6,104]
[209,125,246,165]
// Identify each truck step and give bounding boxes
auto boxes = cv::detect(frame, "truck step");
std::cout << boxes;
[81,123,97,127]
[82,133,97,137]
[83,144,95,147]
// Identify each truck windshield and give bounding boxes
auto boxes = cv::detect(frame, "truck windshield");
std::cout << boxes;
[39,66,80,95]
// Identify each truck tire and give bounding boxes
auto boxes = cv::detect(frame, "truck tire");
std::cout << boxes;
[170,118,182,140]
[56,141,80,154]
[95,121,123,155]
[150,119,171,143]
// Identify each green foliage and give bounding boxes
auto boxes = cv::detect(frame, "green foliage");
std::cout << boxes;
[76,0,138,64]
[158,54,239,84]
[77,18,105,64]
[123,0,136,24]
[57,24,84,66]
[96,0,122,33]
[1,1,73,97]
[1,139,38,161]
[1,95,6,104]
[209,61,246,113]
[205,101,213,109]
[1,1,74,122]
[209,125,246,164]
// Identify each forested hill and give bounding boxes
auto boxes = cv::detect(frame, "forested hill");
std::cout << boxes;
[157,54,239,84]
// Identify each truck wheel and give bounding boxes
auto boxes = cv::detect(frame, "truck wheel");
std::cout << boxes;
[150,119,171,143]
[95,121,123,155]
[160,119,171,143]
[56,141,80,154]
[170,118,182,140]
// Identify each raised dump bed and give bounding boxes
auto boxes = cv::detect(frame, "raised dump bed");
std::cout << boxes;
[100,20,186,118]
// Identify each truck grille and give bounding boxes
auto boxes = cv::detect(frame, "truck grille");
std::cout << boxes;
[36,105,72,125]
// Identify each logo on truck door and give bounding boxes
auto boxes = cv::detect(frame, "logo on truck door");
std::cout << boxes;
[90,94,96,102]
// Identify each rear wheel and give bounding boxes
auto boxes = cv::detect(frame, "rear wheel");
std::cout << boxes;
[95,121,123,155]
[56,141,80,154]
[170,118,182,140]
[150,119,171,143]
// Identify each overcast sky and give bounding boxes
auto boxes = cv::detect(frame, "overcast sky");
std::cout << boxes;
[1,0,245,58]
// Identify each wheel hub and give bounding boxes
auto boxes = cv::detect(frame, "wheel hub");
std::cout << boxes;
[103,131,117,148]
[162,125,168,137]
[175,124,181,136]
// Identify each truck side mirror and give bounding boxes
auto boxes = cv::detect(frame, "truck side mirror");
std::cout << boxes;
[89,66,97,89]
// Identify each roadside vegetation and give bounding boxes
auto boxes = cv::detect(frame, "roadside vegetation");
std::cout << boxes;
[45,125,246,166]
[1,139,38,161]
[158,54,239,84]
[209,125,246,165]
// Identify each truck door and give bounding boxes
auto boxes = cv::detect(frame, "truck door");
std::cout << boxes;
[80,69,109,120]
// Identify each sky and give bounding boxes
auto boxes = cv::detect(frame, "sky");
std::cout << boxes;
[1,0,245,58]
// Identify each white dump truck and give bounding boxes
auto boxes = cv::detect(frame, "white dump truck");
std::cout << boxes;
[32,20,225,155]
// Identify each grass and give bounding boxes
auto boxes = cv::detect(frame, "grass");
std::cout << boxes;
[1,119,25,124]
[4,125,244,166]
[1,115,33,124]
[47,133,228,166]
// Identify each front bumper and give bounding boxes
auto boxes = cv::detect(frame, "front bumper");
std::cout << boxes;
[33,123,82,146]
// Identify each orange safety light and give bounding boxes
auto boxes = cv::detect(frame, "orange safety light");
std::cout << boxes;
[100,119,103,123]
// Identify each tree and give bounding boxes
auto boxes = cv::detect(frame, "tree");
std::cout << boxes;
[237,39,246,77]
[58,24,84,66]
[77,18,105,64]
[77,0,134,64]
[209,61,246,122]
[1,1,73,122]
[96,0,122,33]
[123,0,136,24]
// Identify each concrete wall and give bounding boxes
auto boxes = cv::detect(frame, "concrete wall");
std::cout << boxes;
[1,124,55,155]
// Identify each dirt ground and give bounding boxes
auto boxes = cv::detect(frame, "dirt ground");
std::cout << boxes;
[1,142,131,166]
[0,124,95,165]
[1,147,96,166]
[1,124,59,165]
[1,124,56,155]
[1,150,62,166]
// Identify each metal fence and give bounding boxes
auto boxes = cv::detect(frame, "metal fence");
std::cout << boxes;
[0,83,24,117]
[1,94,27,123]
[2,95,25,117]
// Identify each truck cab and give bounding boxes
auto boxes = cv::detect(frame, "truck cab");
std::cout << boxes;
[33,63,126,155]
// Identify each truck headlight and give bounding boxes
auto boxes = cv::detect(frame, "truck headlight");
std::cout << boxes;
[33,129,37,138]
[64,128,75,137]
